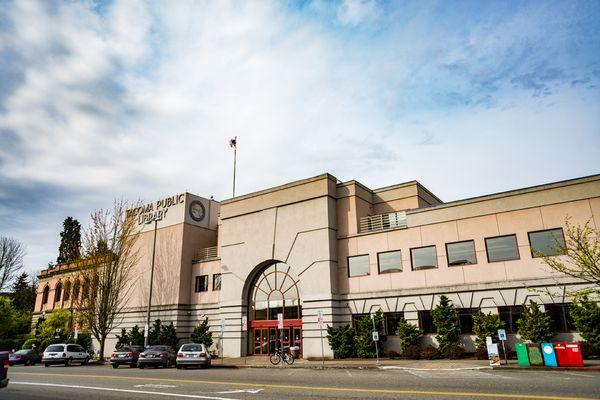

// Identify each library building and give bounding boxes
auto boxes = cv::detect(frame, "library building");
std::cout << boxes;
[34,173,600,358]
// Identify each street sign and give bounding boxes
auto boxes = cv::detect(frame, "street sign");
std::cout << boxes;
[277,313,283,329]
[220,318,225,333]
[144,324,149,338]
[372,331,379,342]
[241,316,248,331]
[74,330,78,340]
[317,310,323,328]
[487,343,501,366]
[498,329,507,341]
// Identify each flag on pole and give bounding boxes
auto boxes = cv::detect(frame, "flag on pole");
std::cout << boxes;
[229,137,237,148]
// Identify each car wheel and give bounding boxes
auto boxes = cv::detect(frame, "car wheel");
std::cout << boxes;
[176,365,182,370]
[25,360,31,366]
[112,364,118,369]
[44,363,50,367]
[129,363,136,368]
[65,358,73,367]
[9,363,13,367]
[82,357,89,365]
[138,364,145,369]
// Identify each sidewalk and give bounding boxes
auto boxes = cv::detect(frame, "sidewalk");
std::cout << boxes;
[212,356,600,371]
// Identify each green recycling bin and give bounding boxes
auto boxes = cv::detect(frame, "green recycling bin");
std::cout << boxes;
[527,343,544,366]
[516,343,530,367]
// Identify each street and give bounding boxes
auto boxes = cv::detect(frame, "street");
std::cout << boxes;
[2,363,599,400]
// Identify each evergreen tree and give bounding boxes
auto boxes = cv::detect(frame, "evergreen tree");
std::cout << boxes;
[517,300,555,343]
[397,317,423,352]
[431,295,461,354]
[190,317,213,347]
[57,217,81,264]
[11,272,37,314]
[355,310,384,358]
[115,328,129,349]
[326,324,356,359]
[158,322,179,349]
[148,319,163,345]
[472,310,504,350]
[570,296,600,350]
[129,325,144,346]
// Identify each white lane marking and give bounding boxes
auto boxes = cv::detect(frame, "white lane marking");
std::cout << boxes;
[134,384,178,388]
[380,366,491,371]
[407,370,511,379]
[215,389,263,394]
[11,382,237,400]
[345,370,352,378]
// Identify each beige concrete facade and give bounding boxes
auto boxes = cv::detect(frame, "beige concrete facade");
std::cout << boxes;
[34,173,600,357]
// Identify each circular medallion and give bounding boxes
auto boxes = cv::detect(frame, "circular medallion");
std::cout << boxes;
[189,200,206,222]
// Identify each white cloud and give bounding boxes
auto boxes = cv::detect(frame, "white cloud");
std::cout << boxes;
[336,0,380,26]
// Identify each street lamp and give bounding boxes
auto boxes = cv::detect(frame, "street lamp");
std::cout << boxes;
[144,217,160,348]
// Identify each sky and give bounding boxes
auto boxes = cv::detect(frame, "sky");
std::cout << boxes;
[0,0,599,277]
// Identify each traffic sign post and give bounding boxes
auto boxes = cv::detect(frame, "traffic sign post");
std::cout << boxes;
[498,329,507,365]
[277,313,283,360]
[220,318,225,364]
[241,316,248,364]
[318,310,325,366]
[371,314,380,366]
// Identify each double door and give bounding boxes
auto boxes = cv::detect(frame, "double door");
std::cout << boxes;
[251,324,301,356]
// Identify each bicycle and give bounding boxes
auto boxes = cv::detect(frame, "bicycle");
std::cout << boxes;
[269,348,294,365]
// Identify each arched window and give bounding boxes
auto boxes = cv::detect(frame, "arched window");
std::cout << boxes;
[249,262,300,321]
[53,282,62,307]
[42,285,50,305]
[82,278,90,299]
[63,281,71,302]
[72,280,80,301]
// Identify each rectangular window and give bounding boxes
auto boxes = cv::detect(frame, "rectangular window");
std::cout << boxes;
[411,246,437,270]
[378,250,402,274]
[446,240,477,266]
[195,275,209,292]
[384,312,404,335]
[458,308,478,334]
[485,235,519,262]
[546,304,575,332]
[528,228,565,257]
[498,306,522,333]
[418,310,436,333]
[348,255,370,277]
[212,274,222,291]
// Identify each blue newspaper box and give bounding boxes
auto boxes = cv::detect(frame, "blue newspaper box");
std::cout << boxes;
[541,342,558,367]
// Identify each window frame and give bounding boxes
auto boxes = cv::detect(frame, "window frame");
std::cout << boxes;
[195,275,209,293]
[484,234,520,263]
[347,254,370,277]
[418,310,436,334]
[410,245,438,271]
[445,240,477,267]
[212,273,222,291]
[377,250,403,274]
[527,228,566,258]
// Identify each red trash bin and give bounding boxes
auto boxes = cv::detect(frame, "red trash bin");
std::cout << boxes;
[554,342,584,367]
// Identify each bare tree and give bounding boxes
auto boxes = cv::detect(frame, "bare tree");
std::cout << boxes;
[73,200,141,361]
[0,236,26,291]
[540,218,600,295]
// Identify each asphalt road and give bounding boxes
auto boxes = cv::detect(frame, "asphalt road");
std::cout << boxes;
[2,363,599,400]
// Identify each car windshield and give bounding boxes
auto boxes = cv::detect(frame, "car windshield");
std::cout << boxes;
[46,345,64,352]
[116,347,132,352]
[15,350,30,354]
[181,345,203,352]
[148,346,167,352]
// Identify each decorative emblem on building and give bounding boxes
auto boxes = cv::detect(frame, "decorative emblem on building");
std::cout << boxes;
[189,200,206,222]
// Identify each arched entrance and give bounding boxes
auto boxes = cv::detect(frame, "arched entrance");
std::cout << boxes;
[248,262,302,356]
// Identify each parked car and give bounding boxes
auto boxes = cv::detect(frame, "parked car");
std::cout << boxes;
[9,349,42,366]
[0,352,8,389]
[42,344,90,367]
[137,345,176,369]
[110,345,144,368]
[176,343,211,369]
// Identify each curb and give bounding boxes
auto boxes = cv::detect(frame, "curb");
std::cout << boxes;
[492,366,600,372]
[209,364,492,371]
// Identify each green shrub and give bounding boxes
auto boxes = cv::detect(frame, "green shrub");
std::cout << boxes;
[397,317,423,353]
[326,324,356,359]
[431,295,460,355]
[420,345,439,359]
[400,345,421,360]
[355,310,384,358]
[190,317,213,347]
[22,338,41,350]
[570,295,600,351]
[472,310,504,350]
[75,332,93,354]
[474,347,488,360]
[443,345,464,359]
[158,322,179,350]
[387,350,401,359]
[517,300,555,343]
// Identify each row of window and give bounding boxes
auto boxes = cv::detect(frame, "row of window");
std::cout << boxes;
[41,279,88,306]
[194,273,222,292]
[348,228,565,277]
[351,304,574,336]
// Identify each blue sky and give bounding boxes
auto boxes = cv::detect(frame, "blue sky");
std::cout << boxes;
[0,0,599,276]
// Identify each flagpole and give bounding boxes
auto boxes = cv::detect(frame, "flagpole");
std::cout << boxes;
[232,136,237,197]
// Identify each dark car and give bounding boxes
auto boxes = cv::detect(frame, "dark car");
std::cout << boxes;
[9,349,42,366]
[110,345,144,368]
[0,352,9,388]
[138,345,176,369]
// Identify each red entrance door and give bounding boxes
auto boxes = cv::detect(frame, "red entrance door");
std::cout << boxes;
[250,319,302,356]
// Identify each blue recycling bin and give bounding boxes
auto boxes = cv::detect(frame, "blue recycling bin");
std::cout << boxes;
[541,342,558,367]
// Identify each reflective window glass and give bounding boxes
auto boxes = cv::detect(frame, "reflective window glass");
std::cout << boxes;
[378,251,402,274]
[411,246,437,270]
[528,229,565,257]
[348,255,370,277]
[446,241,477,266]
[485,235,519,262]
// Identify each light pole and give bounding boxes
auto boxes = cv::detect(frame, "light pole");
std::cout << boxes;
[144,218,159,348]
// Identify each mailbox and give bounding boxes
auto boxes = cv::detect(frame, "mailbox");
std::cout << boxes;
[554,342,584,367]
[515,343,530,367]
[526,343,544,366]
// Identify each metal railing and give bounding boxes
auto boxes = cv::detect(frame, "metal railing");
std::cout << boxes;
[194,246,218,262]
[359,211,407,233]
